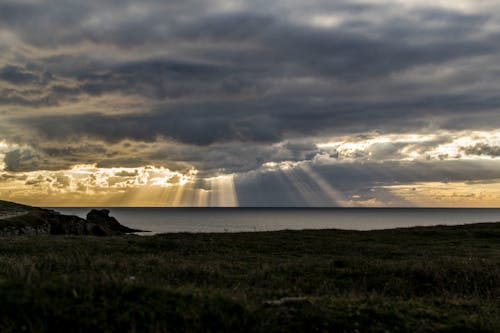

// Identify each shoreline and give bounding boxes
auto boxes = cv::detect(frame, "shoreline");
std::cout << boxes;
[129,220,500,236]
[50,206,500,234]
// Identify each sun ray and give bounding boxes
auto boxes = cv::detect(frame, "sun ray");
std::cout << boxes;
[208,174,238,207]
[282,167,325,206]
[194,189,209,207]
[299,165,346,205]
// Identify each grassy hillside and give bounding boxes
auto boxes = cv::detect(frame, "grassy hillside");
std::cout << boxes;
[0,199,41,215]
[0,200,45,224]
[0,223,499,332]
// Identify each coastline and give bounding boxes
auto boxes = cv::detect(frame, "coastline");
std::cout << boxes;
[50,206,500,234]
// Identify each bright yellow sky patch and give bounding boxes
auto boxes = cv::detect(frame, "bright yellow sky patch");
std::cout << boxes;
[385,181,500,207]
[0,164,243,207]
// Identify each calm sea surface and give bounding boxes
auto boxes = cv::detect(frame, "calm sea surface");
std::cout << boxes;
[47,208,500,234]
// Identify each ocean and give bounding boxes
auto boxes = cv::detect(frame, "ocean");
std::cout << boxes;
[48,208,500,234]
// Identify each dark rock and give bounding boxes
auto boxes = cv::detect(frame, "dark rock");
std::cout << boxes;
[86,209,142,234]
[45,212,92,235]
[0,200,145,236]
[91,224,110,236]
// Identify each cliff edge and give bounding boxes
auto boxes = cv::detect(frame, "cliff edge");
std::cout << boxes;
[0,200,143,236]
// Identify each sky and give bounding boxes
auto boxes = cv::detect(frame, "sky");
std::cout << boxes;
[0,0,499,207]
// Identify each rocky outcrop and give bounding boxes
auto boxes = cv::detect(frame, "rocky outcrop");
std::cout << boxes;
[0,200,144,236]
[86,209,142,234]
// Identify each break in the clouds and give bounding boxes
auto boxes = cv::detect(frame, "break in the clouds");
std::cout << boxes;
[0,0,500,206]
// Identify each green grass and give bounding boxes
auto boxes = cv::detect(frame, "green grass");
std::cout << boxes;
[0,223,499,332]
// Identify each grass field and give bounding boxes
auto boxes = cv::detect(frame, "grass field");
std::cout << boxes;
[0,222,499,332]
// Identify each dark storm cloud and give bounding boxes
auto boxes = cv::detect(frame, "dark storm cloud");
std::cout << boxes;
[42,144,107,159]
[2,143,110,172]
[148,140,320,175]
[77,59,236,99]
[10,91,500,148]
[11,108,280,145]
[0,90,61,108]
[461,143,500,157]
[0,65,44,85]
[0,0,226,47]
[53,11,500,80]
[1,2,497,107]
[181,12,494,79]
[310,159,500,189]
[0,0,491,49]
[3,149,41,172]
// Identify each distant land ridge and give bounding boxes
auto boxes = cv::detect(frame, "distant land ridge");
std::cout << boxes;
[0,200,142,236]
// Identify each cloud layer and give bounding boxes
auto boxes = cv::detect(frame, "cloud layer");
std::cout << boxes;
[1,0,499,206]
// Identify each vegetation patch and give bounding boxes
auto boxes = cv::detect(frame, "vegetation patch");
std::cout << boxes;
[0,222,499,332]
